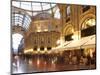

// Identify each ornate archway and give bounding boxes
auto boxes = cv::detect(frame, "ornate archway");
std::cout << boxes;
[63,24,74,36]
[79,14,95,30]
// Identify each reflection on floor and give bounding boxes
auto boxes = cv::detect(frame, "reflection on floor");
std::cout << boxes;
[12,55,96,74]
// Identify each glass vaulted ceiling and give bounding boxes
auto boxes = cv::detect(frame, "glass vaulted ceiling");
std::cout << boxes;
[12,0,60,31]
[12,1,56,16]
[12,12,31,30]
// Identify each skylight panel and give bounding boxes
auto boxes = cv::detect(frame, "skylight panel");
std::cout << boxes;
[32,3,42,11]
[12,1,20,7]
[42,3,51,10]
[21,2,31,10]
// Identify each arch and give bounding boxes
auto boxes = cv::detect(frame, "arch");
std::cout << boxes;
[81,18,95,29]
[63,24,74,36]
[79,14,95,30]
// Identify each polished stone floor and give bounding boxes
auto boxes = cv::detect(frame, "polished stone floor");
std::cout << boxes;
[12,56,96,74]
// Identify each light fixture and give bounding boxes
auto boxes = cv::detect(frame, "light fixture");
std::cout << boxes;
[44,47,47,51]
[37,48,40,52]
[44,29,48,31]
[24,49,33,53]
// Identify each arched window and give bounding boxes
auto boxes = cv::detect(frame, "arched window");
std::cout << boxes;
[82,18,95,29]
[54,7,60,19]
[67,6,71,16]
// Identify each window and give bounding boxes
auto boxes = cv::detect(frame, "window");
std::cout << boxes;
[21,2,31,10]
[47,47,51,50]
[65,34,73,41]
[40,46,44,51]
[82,18,95,29]
[67,6,71,16]
[12,13,31,30]
[81,25,96,37]
[34,46,37,51]
[42,3,51,10]
[12,1,56,12]
[32,3,42,11]
[12,1,20,8]
[66,6,71,22]
[81,18,96,37]
[54,7,60,19]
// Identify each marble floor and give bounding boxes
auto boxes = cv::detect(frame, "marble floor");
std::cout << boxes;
[12,56,96,74]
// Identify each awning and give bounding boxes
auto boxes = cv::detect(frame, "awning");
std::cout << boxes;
[81,35,96,48]
[49,41,72,53]
[49,35,96,53]
[62,35,95,50]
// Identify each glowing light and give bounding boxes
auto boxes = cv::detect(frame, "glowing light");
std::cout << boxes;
[72,31,81,40]
[37,29,41,32]
[29,59,32,65]
[24,49,33,53]
[56,40,60,44]
[44,29,48,31]
[72,34,79,40]
[89,48,95,58]
[41,51,45,54]
[37,26,41,32]
[52,60,54,64]
[87,19,95,26]
[44,47,47,51]
[72,29,74,33]
[37,58,40,65]
[37,48,40,52]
